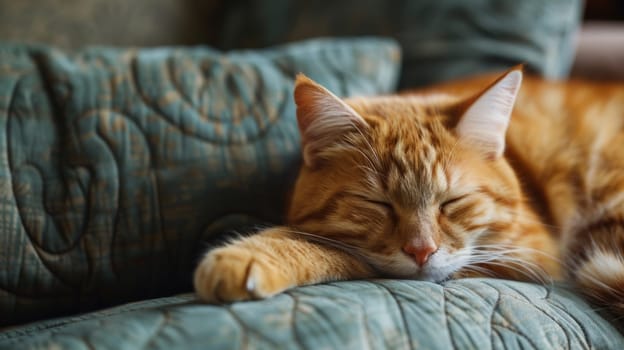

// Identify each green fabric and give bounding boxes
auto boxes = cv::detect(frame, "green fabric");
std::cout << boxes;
[219,0,583,87]
[0,38,401,326]
[1,279,622,349]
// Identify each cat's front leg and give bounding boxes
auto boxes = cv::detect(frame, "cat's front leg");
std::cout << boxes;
[194,226,374,302]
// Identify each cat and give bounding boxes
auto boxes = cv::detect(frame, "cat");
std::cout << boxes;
[194,67,624,317]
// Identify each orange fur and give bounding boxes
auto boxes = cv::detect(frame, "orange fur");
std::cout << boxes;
[194,70,624,318]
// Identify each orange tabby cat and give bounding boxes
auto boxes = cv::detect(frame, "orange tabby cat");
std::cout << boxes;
[194,67,624,317]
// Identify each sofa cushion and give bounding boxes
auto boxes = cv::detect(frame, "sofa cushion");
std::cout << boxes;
[218,0,583,88]
[0,38,400,326]
[1,279,622,349]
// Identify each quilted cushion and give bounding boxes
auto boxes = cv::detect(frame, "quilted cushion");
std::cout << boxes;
[1,279,622,349]
[0,38,400,326]
[218,0,583,87]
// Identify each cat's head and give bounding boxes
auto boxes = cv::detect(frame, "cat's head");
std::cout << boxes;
[287,68,524,282]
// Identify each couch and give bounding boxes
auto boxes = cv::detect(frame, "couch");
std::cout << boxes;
[3,1,624,349]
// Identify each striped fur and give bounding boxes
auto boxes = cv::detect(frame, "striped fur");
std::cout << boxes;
[431,72,624,318]
[195,70,624,319]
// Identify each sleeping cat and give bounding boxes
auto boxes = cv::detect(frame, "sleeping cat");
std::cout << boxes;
[194,67,624,317]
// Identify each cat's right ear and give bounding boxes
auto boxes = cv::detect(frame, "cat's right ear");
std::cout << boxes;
[453,67,523,159]
[294,74,367,168]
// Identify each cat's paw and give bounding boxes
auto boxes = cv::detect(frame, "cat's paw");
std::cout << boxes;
[194,246,291,303]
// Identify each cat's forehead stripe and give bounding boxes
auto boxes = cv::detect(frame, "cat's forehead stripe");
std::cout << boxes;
[350,98,455,208]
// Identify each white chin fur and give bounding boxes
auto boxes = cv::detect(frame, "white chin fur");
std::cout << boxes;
[373,248,468,282]
[420,248,468,282]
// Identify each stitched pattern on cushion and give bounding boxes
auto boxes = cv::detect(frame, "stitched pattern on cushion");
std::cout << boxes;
[0,39,400,326]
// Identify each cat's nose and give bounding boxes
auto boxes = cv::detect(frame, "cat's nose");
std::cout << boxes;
[403,241,438,266]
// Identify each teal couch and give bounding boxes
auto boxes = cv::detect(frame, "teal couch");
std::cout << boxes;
[2,280,623,349]
[3,1,623,349]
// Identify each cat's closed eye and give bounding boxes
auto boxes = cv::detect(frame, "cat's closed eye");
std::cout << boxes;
[439,194,469,213]
[363,198,394,212]
[345,192,395,212]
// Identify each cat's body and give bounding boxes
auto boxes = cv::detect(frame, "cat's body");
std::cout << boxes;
[194,68,624,316]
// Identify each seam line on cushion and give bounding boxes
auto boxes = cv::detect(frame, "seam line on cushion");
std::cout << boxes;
[358,282,374,350]
[485,281,499,349]
[140,310,170,350]
[483,281,561,349]
[284,291,305,348]
[129,54,282,146]
[488,280,579,345]
[0,296,193,343]
[4,73,76,290]
[373,281,413,350]
[224,305,284,349]
[547,299,593,348]
[222,306,250,349]
[490,323,540,349]
[441,287,458,350]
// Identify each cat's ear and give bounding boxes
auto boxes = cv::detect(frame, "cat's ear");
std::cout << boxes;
[455,67,523,159]
[294,74,367,167]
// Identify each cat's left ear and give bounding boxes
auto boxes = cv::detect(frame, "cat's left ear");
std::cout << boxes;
[455,67,523,159]
[294,74,368,168]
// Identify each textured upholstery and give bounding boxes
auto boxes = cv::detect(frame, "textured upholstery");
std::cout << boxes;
[0,39,400,326]
[1,279,622,349]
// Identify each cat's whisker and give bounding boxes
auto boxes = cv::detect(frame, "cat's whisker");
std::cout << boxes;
[498,255,553,284]
[574,269,620,295]
[277,228,374,262]
[489,263,549,285]
[588,305,614,313]
[279,228,360,249]
[455,244,557,286]
[461,259,551,289]
[458,265,499,279]
[351,123,382,168]
[441,139,462,174]
[354,165,382,189]
[470,243,563,264]
[478,259,553,285]
[351,147,378,171]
